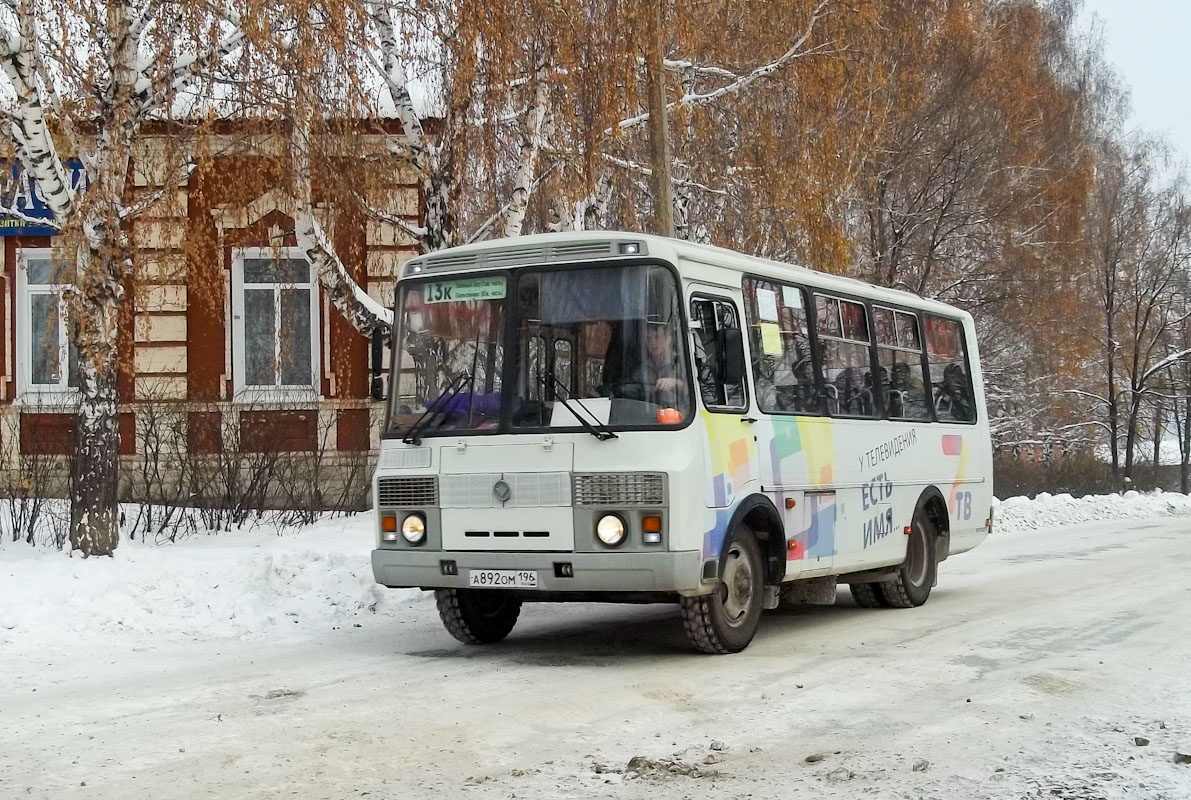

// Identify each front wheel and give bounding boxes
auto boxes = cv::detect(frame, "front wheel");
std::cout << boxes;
[681,526,764,654]
[876,513,937,608]
[435,589,522,644]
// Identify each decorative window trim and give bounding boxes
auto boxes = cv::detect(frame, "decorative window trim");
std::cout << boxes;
[14,247,81,405]
[230,247,321,405]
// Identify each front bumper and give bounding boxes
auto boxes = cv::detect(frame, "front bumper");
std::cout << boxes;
[371,548,704,593]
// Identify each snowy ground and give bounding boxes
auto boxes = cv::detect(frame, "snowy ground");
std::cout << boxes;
[2,493,1190,799]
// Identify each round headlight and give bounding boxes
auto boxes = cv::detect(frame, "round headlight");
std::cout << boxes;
[401,514,426,544]
[596,514,627,547]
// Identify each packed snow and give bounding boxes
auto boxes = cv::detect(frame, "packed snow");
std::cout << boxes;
[1,495,1189,800]
[0,513,419,649]
[993,488,1191,530]
[3,491,1191,651]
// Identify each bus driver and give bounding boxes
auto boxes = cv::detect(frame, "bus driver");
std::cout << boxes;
[617,320,685,408]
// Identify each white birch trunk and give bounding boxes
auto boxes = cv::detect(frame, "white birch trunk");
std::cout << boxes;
[68,217,124,556]
[503,62,551,238]
[2,4,75,218]
[290,106,393,333]
[66,0,142,557]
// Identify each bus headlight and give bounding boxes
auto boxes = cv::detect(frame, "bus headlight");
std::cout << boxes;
[401,513,427,544]
[596,514,627,547]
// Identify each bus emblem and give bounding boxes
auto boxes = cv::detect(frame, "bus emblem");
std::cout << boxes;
[493,479,512,504]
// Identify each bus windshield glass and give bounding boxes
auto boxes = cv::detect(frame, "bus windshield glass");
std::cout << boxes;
[512,264,690,429]
[388,276,507,437]
[387,264,691,438]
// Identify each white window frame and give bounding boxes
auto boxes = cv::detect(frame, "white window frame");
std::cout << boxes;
[231,247,321,404]
[15,247,79,404]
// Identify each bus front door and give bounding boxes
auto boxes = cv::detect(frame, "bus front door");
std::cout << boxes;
[689,291,761,565]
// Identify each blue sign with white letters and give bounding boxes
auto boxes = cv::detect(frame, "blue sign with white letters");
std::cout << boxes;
[0,159,87,236]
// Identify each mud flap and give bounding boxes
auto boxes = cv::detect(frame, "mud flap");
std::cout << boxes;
[778,576,839,608]
[762,586,781,610]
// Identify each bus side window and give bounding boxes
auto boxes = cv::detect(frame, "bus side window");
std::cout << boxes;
[814,295,878,419]
[925,315,976,423]
[744,278,819,415]
[690,297,747,411]
[874,307,930,421]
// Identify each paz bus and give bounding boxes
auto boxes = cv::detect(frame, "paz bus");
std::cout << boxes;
[371,232,993,653]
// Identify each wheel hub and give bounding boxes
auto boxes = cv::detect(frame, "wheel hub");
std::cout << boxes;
[719,543,755,627]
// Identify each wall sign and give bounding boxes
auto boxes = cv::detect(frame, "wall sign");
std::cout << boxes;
[0,159,87,236]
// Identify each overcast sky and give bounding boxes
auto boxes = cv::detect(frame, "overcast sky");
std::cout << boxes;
[1082,0,1191,167]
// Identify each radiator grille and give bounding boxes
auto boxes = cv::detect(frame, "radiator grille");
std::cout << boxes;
[441,472,571,507]
[377,476,438,507]
[573,473,665,507]
[441,474,502,508]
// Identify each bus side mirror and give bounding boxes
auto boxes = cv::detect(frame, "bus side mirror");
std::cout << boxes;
[371,374,389,401]
[721,328,746,384]
[371,332,389,400]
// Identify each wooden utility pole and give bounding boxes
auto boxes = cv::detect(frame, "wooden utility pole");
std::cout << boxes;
[645,2,674,237]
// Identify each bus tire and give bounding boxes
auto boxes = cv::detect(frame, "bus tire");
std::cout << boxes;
[434,588,522,644]
[876,513,937,609]
[680,526,764,654]
[849,582,887,608]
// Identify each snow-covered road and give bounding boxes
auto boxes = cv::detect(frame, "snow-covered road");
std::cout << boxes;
[3,514,1190,799]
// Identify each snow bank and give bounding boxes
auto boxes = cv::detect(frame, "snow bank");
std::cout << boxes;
[995,489,1191,532]
[0,513,422,649]
[2,491,1189,650]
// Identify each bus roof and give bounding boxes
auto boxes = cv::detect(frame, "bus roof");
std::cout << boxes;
[401,231,972,321]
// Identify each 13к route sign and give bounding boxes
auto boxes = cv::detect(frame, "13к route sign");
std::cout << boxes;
[0,159,88,236]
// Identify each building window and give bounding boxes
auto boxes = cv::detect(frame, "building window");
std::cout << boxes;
[16,248,80,399]
[231,248,320,401]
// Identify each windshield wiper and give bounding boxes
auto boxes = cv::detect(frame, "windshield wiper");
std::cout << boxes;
[540,372,617,441]
[403,371,473,445]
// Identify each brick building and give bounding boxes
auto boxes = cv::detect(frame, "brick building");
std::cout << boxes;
[0,135,420,506]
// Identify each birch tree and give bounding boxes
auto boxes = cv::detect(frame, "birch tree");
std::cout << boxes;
[0,0,255,555]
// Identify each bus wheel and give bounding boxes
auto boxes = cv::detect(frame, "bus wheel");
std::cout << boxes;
[434,588,522,644]
[680,526,764,654]
[848,582,887,608]
[876,513,937,608]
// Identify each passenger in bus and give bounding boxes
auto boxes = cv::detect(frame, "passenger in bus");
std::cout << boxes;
[834,367,873,416]
[936,363,973,422]
[888,362,925,418]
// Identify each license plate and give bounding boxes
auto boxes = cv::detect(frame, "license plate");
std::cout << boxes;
[467,569,538,589]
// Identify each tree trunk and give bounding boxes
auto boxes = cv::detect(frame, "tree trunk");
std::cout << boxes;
[422,147,457,252]
[1176,388,1186,492]
[1152,399,1163,468]
[69,271,123,557]
[1123,392,1139,479]
[645,2,674,238]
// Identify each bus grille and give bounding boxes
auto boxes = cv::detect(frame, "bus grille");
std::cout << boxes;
[376,476,438,507]
[572,473,665,507]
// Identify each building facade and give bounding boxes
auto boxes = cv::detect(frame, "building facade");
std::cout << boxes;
[0,138,420,508]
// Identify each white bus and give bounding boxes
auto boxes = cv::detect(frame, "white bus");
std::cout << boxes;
[371,233,993,653]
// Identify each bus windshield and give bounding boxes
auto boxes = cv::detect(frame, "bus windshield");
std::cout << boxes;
[387,264,691,438]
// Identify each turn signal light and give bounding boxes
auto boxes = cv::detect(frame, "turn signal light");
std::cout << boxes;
[381,514,397,532]
[642,515,662,533]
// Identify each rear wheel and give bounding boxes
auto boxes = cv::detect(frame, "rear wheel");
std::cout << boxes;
[848,582,887,608]
[435,588,522,644]
[681,526,764,654]
[876,513,937,608]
